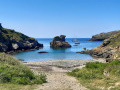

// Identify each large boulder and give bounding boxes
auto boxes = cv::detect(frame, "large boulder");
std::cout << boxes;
[50,35,71,48]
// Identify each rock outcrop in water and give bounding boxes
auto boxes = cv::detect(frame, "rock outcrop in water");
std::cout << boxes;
[0,23,43,53]
[38,51,48,53]
[89,30,120,41]
[78,32,120,60]
[50,35,71,48]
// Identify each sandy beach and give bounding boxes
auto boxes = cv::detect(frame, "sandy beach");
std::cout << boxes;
[24,59,105,90]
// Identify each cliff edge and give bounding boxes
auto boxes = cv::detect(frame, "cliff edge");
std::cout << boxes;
[0,23,43,53]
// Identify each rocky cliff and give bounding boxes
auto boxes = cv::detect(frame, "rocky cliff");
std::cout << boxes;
[78,32,120,60]
[89,30,120,41]
[0,23,43,53]
[50,35,71,48]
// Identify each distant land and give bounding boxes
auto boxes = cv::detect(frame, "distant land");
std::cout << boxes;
[89,30,120,41]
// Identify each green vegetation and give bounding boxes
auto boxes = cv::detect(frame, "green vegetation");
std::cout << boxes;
[0,83,36,90]
[68,61,120,90]
[1,28,36,42]
[0,53,46,85]
[108,32,120,47]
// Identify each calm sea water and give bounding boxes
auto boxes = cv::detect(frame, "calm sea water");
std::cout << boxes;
[13,38,102,62]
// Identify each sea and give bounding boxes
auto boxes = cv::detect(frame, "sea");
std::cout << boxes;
[13,38,102,62]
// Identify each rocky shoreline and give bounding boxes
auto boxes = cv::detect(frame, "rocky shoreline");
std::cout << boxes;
[77,49,113,59]
[7,47,43,55]
[0,23,43,54]
[77,32,120,61]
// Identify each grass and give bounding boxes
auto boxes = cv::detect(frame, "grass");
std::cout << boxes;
[0,53,46,85]
[68,61,120,90]
[0,84,36,90]
[107,32,120,47]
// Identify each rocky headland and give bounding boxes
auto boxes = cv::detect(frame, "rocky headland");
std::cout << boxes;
[0,23,43,54]
[78,32,120,60]
[50,35,71,48]
[89,30,120,41]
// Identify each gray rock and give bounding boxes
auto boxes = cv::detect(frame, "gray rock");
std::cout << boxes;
[12,43,19,50]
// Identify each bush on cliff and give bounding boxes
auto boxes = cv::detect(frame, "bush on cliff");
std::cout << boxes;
[1,28,36,42]
[0,53,46,85]
[68,61,120,89]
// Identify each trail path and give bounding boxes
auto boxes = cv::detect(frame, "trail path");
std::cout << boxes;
[25,59,105,90]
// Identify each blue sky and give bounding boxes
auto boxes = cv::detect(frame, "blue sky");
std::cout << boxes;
[0,0,120,38]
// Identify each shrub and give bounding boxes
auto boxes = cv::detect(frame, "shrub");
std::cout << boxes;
[68,60,120,89]
[68,61,120,80]
[86,62,107,69]
[0,53,46,85]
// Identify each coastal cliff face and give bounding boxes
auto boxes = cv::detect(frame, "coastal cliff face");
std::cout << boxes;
[89,30,120,41]
[50,35,71,48]
[78,32,120,59]
[0,24,43,53]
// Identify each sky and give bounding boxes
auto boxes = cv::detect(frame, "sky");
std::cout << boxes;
[0,0,120,38]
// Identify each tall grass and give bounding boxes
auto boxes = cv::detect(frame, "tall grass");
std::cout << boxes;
[68,60,120,89]
[0,53,46,85]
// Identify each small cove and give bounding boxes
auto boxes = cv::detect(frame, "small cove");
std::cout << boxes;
[13,38,102,62]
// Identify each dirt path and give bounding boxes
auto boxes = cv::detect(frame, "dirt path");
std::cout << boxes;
[36,72,87,90]
[25,59,105,90]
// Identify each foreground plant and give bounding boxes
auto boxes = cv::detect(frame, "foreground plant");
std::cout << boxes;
[0,53,46,85]
[68,60,120,90]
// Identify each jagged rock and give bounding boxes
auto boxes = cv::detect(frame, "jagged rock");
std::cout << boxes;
[77,48,113,59]
[89,30,120,41]
[50,35,71,48]
[0,23,43,53]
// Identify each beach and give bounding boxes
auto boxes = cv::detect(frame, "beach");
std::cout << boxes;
[25,59,105,90]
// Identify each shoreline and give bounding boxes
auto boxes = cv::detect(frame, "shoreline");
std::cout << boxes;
[7,47,43,55]
[24,58,105,72]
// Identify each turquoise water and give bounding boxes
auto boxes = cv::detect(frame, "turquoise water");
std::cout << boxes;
[13,38,102,62]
